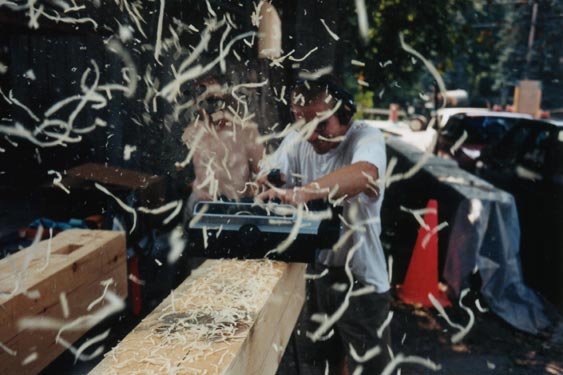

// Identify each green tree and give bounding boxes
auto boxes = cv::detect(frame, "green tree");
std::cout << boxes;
[444,1,506,107]
[338,0,470,107]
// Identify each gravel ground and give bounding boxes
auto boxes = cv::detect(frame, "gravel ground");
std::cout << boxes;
[278,291,563,375]
[389,297,562,375]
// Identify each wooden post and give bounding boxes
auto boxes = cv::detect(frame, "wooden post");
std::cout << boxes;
[513,80,542,118]
[257,3,282,60]
[0,229,127,375]
[91,259,306,375]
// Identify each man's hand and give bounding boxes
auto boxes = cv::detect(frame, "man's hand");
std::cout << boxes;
[255,170,287,192]
[256,187,307,206]
[255,162,379,205]
[193,189,213,201]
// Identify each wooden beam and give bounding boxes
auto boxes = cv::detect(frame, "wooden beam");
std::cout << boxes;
[64,163,166,208]
[0,230,127,375]
[91,259,306,375]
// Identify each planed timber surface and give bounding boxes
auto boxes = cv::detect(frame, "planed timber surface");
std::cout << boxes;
[0,229,127,375]
[91,259,306,375]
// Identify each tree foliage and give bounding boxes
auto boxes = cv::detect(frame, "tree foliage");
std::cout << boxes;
[493,0,563,108]
[337,0,470,107]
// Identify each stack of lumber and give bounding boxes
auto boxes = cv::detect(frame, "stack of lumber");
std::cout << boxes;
[91,259,306,375]
[0,229,127,375]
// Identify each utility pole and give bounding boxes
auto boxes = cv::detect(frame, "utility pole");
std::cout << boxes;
[433,82,440,153]
[525,1,538,78]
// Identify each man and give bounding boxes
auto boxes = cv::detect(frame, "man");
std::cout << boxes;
[258,76,391,374]
[181,76,264,214]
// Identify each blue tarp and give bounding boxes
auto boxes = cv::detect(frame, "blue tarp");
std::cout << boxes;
[386,137,557,334]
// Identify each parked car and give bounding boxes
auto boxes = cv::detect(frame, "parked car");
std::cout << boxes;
[476,119,563,309]
[434,108,532,171]
[476,119,563,190]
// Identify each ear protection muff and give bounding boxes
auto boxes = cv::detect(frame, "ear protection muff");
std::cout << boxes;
[294,76,357,126]
[319,78,357,126]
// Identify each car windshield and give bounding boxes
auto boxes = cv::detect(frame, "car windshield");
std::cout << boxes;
[461,116,522,144]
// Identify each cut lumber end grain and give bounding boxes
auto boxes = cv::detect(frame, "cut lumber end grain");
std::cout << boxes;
[0,229,127,375]
[91,259,306,375]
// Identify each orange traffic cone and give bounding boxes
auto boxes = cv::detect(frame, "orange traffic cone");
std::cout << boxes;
[397,199,451,307]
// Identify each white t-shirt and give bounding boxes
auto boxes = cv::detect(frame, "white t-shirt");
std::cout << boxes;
[265,120,390,292]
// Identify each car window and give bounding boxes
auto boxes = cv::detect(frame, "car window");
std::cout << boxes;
[519,128,551,172]
[462,116,519,144]
[443,116,463,138]
[553,130,563,175]
[493,124,533,162]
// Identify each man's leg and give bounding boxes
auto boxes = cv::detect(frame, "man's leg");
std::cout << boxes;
[336,288,392,374]
[286,272,347,375]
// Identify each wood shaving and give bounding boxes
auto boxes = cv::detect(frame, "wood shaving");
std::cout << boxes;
[48,169,70,194]
[399,33,447,110]
[400,206,437,231]
[349,343,381,363]
[298,66,333,81]
[19,291,125,332]
[60,292,70,318]
[450,289,475,344]
[428,291,475,344]
[354,0,369,43]
[167,225,186,264]
[351,59,365,67]
[128,273,145,285]
[377,311,394,338]
[163,201,183,225]
[288,47,318,62]
[304,268,329,280]
[72,329,111,363]
[94,182,137,234]
[37,227,53,272]
[88,278,115,312]
[450,130,468,154]
[320,19,340,41]
[138,200,181,215]
[21,351,38,365]
[0,340,17,356]
[421,221,449,249]
[8,90,40,122]
[154,0,166,64]
[380,353,441,375]
[385,153,430,188]
[357,79,369,87]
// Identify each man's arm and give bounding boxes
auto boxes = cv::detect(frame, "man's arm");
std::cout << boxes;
[257,161,379,205]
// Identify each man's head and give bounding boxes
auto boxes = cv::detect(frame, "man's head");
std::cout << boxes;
[291,75,356,154]
[192,76,234,127]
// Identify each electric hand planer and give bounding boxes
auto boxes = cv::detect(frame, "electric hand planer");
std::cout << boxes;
[186,199,342,262]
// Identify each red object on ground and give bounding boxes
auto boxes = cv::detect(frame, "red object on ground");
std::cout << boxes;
[129,256,142,316]
[397,199,451,307]
[84,215,104,228]
[19,227,61,240]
